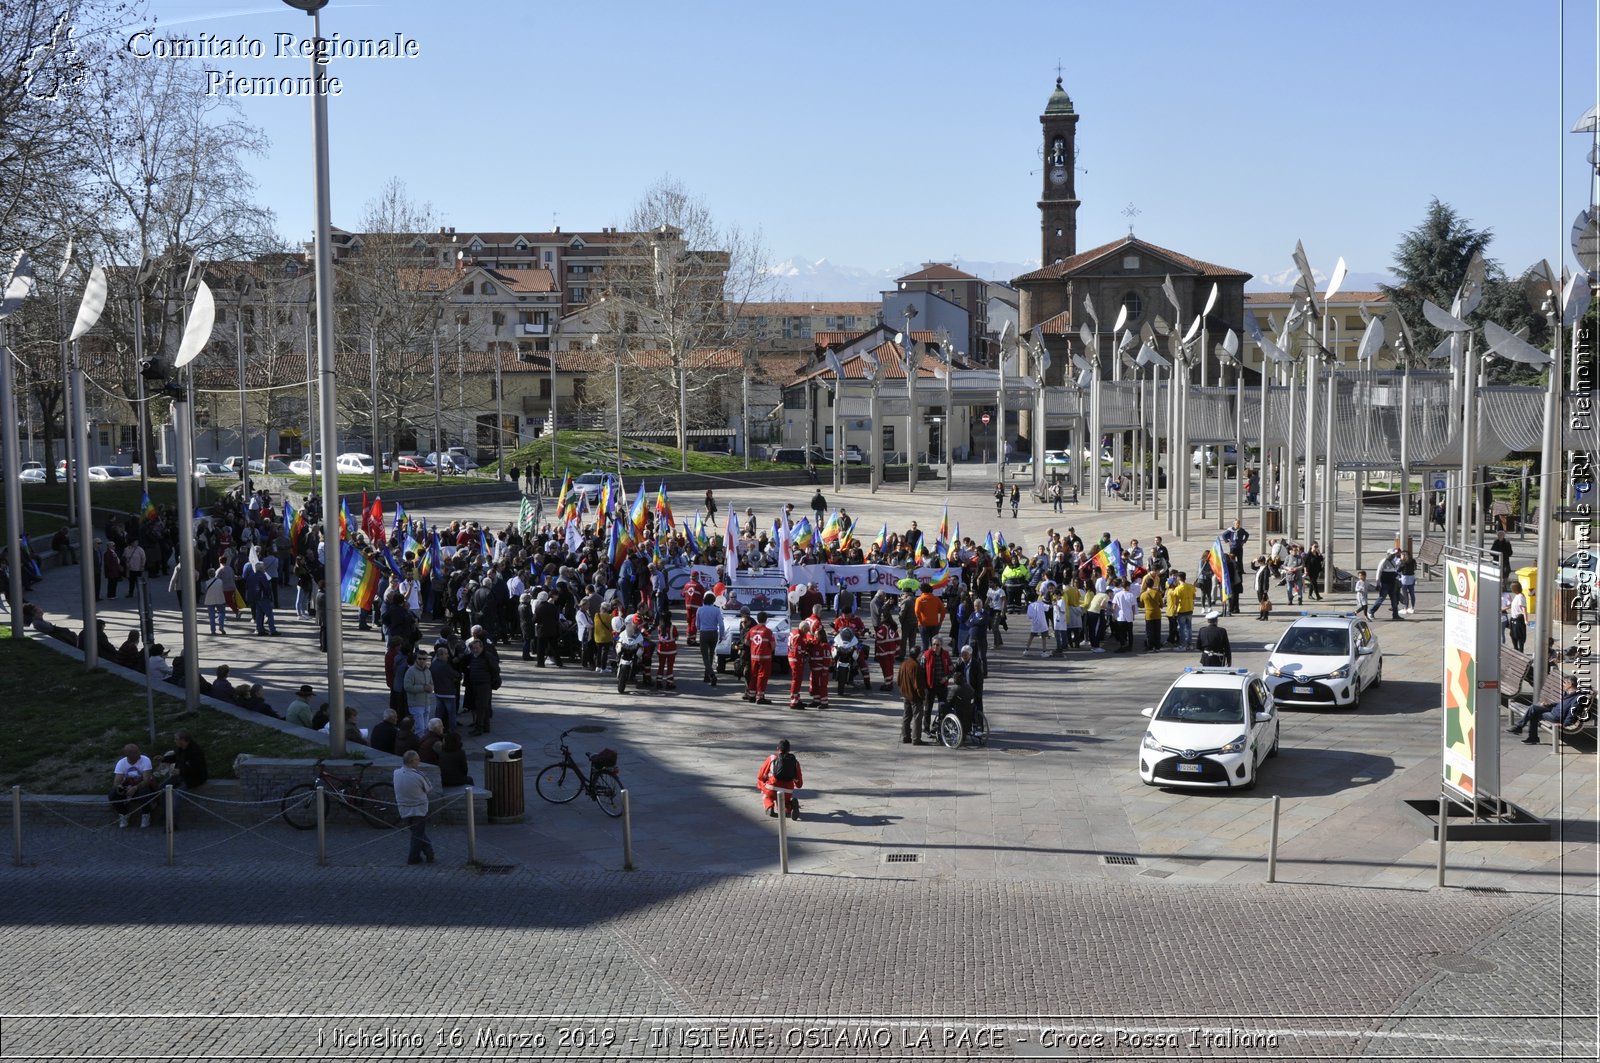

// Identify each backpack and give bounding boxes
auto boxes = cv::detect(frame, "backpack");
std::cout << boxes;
[770,751,797,782]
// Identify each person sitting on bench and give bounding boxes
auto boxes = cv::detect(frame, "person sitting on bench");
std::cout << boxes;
[1508,675,1588,744]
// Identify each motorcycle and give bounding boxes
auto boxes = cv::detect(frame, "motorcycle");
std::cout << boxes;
[833,638,862,694]
[615,640,640,695]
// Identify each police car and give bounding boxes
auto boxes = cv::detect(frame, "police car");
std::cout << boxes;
[1139,667,1279,790]
[1263,613,1382,710]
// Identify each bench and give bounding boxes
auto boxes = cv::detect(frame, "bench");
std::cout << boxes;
[1499,646,1533,722]
[1416,538,1444,580]
[1508,667,1595,748]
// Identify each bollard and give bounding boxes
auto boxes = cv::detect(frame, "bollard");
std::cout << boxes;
[164,785,175,867]
[621,789,634,871]
[12,785,21,867]
[776,787,789,874]
[1436,791,1448,887]
[464,787,478,865]
[1266,795,1281,883]
[316,784,327,867]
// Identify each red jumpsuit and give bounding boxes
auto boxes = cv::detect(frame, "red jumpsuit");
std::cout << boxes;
[655,624,678,682]
[757,752,803,814]
[745,623,774,701]
[808,619,832,707]
[683,578,704,638]
[787,626,811,708]
[874,623,900,683]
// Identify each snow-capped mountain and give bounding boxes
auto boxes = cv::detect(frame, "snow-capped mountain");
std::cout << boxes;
[1248,266,1398,293]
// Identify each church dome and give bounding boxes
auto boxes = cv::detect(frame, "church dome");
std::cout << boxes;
[1044,76,1074,115]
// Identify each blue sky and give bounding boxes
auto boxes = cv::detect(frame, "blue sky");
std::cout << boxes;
[136,0,1596,292]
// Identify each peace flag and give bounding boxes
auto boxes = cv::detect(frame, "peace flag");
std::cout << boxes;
[555,469,572,513]
[1209,536,1233,591]
[629,478,648,536]
[654,481,673,531]
[140,490,157,523]
[1092,539,1125,578]
[938,500,950,546]
[874,523,888,553]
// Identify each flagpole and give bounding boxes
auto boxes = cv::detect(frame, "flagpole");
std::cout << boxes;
[0,322,24,637]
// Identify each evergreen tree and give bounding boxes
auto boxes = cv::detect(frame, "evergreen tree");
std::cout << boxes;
[1381,198,1548,382]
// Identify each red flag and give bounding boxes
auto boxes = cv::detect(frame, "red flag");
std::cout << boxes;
[367,496,384,540]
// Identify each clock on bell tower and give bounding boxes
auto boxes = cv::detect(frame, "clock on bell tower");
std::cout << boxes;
[1038,75,1080,266]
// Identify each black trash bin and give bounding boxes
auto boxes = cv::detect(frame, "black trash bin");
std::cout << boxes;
[483,742,524,824]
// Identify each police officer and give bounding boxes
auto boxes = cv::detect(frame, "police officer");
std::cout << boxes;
[1196,609,1232,667]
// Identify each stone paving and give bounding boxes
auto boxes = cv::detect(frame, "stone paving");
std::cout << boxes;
[5,466,1596,1059]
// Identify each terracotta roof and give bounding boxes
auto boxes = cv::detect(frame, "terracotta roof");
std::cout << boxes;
[1035,309,1075,336]
[553,348,745,373]
[753,352,809,382]
[898,263,985,283]
[793,342,942,384]
[487,267,558,294]
[1014,235,1251,283]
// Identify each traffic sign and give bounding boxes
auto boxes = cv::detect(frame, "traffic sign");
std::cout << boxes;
[981,413,992,425]
[1432,476,1447,491]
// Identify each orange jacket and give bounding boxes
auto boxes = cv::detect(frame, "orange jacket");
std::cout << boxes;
[914,592,946,628]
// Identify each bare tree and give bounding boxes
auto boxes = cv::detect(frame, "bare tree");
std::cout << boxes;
[73,50,278,466]
[334,179,466,483]
[608,178,775,468]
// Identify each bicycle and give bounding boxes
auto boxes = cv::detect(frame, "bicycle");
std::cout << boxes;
[534,726,624,818]
[280,759,400,830]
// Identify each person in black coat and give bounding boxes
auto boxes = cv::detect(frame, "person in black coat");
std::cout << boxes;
[464,637,500,736]
[518,593,536,660]
[534,591,562,667]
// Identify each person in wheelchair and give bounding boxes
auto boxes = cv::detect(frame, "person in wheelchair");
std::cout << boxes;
[945,670,977,740]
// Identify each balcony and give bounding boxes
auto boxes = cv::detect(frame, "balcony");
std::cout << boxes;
[518,323,548,335]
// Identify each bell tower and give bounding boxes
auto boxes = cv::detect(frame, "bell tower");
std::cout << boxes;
[1038,76,1080,266]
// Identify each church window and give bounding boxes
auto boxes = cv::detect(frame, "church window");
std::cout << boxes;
[1121,291,1143,323]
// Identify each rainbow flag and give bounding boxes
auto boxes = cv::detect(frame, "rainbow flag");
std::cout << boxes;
[995,531,1007,551]
[937,500,950,546]
[820,509,842,546]
[791,516,814,551]
[1092,539,1125,578]
[339,497,353,541]
[392,501,409,535]
[654,481,673,531]
[691,512,709,551]
[838,519,856,549]
[380,543,404,578]
[339,541,379,609]
[629,478,648,536]
[914,537,927,564]
[1208,537,1233,591]
[873,523,889,553]
[479,527,490,558]
[926,566,953,592]
[555,469,572,513]
[951,521,961,554]
[597,477,614,532]
[140,490,157,523]
[18,534,41,578]
[983,530,995,555]
[282,499,296,542]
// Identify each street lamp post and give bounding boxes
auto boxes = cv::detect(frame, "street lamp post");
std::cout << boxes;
[495,346,504,481]
[433,331,443,485]
[283,0,346,754]
[903,305,918,493]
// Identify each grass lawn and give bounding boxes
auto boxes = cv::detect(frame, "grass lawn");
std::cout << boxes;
[0,634,327,795]
[492,430,774,478]
[6,478,225,519]
[0,509,70,543]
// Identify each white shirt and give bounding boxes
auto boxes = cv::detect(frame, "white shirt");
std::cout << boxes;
[1026,599,1050,634]
[114,755,153,783]
[1113,589,1138,622]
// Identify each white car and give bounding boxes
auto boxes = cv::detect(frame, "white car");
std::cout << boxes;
[713,578,792,670]
[1263,613,1382,710]
[1556,551,1596,592]
[335,452,377,475]
[86,465,136,482]
[1139,667,1279,789]
[568,470,610,505]
[1044,449,1072,466]
[19,467,45,483]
